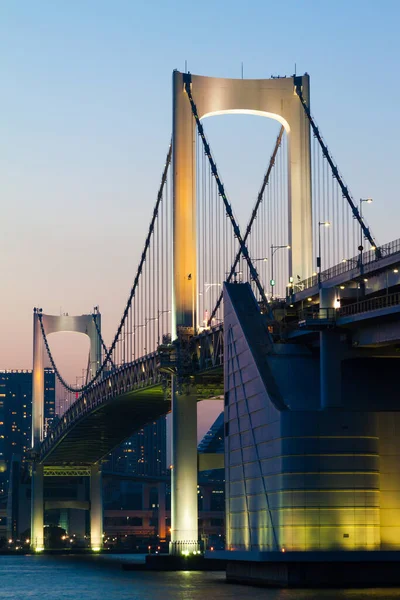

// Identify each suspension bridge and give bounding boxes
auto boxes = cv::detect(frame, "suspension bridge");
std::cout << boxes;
[28,71,400,574]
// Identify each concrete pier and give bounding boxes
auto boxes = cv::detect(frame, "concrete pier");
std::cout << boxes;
[31,463,44,551]
[170,378,199,555]
[90,464,103,551]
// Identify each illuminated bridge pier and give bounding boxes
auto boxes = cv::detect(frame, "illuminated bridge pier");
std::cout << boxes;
[30,309,104,551]
[215,281,400,586]
[30,465,103,552]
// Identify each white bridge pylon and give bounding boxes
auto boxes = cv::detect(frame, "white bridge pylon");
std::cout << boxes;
[31,308,102,552]
[172,70,312,332]
[32,309,102,449]
[170,71,312,555]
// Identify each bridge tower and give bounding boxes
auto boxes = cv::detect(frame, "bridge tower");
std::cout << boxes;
[170,70,312,554]
[31,309,102,551]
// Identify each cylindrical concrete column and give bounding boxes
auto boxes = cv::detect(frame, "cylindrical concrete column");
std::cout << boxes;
[90,464,103,550]
[32,311,44,449]
[170,377,199,555]
[158,482,166,540]
[31,463,44,551]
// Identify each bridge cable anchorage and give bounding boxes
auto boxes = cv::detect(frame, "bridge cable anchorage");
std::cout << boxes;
[183,74,270,316]
[39,143,172,394]
[294,80,380,259]
[208,126,285,324]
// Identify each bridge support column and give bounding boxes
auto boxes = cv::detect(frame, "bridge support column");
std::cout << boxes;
[158,482,166,540]
[320,288,342,409]
[31,463,44,551]
[170,378,199,555]
[32,311,45,448]
[90,464,103,551]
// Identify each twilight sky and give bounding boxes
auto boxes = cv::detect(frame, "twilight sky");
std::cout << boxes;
[1,1,400,436]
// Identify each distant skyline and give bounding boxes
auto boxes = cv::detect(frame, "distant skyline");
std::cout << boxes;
[2,0,400,435]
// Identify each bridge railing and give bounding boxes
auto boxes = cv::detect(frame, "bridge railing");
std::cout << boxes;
[297,236,400,292]
[289,291,400,331]
[40,353,163,460]
[196,324,224,371]
[338,291,400,318]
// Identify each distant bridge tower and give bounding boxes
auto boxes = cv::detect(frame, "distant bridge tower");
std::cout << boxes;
[32,310,102,449]
[170,71,312,555]
[31,308,102,552]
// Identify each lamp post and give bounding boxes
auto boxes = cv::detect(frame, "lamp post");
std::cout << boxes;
[144,316,159,354]
[204,282,222,294]
[157,309,171,345]
[359,198,373,271]
[132,324,146,360]
[199,283,222,330]
[270,245,290,300]
[317,221,331,288]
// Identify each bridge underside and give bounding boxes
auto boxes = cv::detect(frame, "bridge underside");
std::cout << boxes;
[195,368,223,399]
[41,367,223,466]
[41,384,169,465]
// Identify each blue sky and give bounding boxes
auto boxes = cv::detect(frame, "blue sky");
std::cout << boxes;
[1,0,399,431]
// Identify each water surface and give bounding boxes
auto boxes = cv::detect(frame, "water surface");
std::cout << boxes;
[2,555,400,599]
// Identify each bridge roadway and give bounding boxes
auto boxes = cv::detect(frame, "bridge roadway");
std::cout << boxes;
[39,236,400,466]
[293,236,400,300]
[39,326,224,465]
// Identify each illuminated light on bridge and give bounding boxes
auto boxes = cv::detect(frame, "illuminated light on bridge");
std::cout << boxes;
[26,70,400,582]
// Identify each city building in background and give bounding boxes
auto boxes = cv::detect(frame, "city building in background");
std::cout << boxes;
[103,417,167,516]
[105,417,167,477]
[0,369,55,497]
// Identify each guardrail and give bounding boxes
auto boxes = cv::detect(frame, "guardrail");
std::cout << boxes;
[296,237,400,292]
[338,291,400,318]
[297,307,336,328]
[40,352,163,460]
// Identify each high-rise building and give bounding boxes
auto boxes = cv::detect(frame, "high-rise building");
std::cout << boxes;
[105,416,167,477]
[0,369,55,496]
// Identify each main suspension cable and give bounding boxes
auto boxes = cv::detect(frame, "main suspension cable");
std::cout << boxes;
[294,77,380,257]
[39,143,172,394]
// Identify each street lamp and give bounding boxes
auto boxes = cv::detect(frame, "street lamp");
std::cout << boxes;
[270,245,290,300]
[157,309,171,345]
[252,258,268,292]
[144,317,159,354]
[203,282,222,294]
[317,221,331,287]
[132,324,146,360]
[359,198,373,270]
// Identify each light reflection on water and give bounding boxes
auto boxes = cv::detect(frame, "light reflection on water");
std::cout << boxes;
[1,555,400,599]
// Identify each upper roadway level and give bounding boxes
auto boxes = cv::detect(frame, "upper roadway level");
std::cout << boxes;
[38,237,400,467]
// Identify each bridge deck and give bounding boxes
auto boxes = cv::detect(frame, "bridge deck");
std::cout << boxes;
[42,384,168,465]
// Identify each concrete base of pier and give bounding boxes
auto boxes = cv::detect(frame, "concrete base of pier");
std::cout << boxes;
[209,551,400,587]
[122,554,226,572]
